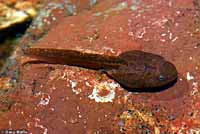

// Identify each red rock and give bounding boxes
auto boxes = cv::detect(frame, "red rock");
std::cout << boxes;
[0,0,200,133]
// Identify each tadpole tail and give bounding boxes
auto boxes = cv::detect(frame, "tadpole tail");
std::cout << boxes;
[23,47,126,70]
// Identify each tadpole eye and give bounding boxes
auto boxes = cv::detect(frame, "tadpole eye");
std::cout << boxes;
[159,75,166,81]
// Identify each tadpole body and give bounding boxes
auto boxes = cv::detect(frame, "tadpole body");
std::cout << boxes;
[24,48,178,91]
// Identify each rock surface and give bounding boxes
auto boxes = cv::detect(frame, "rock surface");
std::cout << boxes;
[0,0,200,133]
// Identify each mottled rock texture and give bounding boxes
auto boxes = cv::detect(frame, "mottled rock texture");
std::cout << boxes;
[0,0,200,134]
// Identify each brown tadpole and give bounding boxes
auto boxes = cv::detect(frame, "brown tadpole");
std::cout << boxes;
[23,47,178,91]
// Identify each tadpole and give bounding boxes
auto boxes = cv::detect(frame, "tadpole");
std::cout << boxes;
[23,47,178,91]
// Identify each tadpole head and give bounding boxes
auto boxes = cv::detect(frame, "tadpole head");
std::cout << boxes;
[157,61,178,86]
[141,61,178,90]
[106,50,178,91]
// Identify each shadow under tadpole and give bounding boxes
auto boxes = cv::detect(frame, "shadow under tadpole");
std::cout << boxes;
[123,78,178,93]
[123,74,190,101]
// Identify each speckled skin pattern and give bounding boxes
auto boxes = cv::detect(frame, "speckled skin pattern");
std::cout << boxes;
[25,48,178,90]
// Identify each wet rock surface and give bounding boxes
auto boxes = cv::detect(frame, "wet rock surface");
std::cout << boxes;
[0,0,200,133]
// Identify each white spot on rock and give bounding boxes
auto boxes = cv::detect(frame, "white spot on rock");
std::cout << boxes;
[35,121,48,134]
[171,36,178,42]
[69,80,81,94]
[186,72,194,81]
[38,94,51,106]
[135,27,146,39]
[88,82,119,103]
[191,82,198,95]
